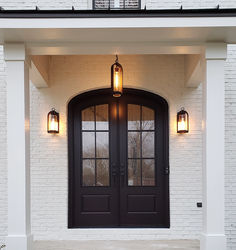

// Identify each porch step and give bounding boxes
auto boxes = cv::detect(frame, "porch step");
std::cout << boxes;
[34,240,200,250]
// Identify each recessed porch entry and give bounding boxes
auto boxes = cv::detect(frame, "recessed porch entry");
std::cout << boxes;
[68,88,169,228]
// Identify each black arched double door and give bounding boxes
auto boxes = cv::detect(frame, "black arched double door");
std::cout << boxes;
[68,89,169,228]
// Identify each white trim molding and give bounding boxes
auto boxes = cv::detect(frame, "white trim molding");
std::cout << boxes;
[201,43,227,250]
[4,43,32,250]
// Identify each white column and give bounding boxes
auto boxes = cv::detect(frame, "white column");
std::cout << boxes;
[4,44,33,250]
[201,43,227,250]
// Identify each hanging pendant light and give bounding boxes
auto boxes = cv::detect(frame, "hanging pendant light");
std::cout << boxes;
[177,108,189,133]
[111,55,123,97]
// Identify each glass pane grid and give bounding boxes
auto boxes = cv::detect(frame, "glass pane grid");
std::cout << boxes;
[81,105,110,187]
[128,104,155,187]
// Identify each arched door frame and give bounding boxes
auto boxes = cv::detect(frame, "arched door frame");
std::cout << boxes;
[68,88,169,228]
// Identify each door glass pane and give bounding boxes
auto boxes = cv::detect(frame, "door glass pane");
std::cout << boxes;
[128,132,141,158]
[128,104,140,130]
[82,106,95,130]
[142,132,154,158]
[82,132,95,158]
[142,159,155,186]
[96,159,109,186]
[96,104,109,130]
[128,159,141,186]
[83,159,95,186]
[142,106,155,130]
[81,104,111,187]
[96,132,109,158]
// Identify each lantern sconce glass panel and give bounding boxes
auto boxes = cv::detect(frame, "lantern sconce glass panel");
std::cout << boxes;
[111,55,123,97]
[47,108,59,134]
[177,108,189,133]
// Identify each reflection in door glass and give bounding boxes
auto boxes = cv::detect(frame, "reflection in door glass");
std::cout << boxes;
[82,132,95,158]
[128,159,141,186]
[142,106,155,130]
[142,159,155,186]
[81,104,110,187]
[128,132,141,158]
[96,104,109,130]
[96,159,109,186]
[128,104,140,130]
[127,104,156,186]
[96,132,109,158]
[142,132,155,158]
[82,106,95,130]
[83,159,95,186]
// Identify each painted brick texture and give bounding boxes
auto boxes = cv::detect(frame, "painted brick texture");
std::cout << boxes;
[225,45,236,250]
[0,1,235,250]
[0,47,6,245]
[0,50,235,249]
[29,55,203,240]
[0,0,236,9]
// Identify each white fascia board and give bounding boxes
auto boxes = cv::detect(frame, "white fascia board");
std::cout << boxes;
[0,17,236,29]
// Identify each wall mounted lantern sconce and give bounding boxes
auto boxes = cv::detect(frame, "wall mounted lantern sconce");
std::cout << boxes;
[111,55,123,97]
[47,108,59,134]
[177,108,189,133]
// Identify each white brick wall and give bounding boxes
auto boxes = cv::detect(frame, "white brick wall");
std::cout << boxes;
[29,55,202,240]
[0,46,6,246]
[145,0,236,9]
[0,0,89,10]
[0,51,235,249]
[0,1,235,250]
[0,0,236,10]
[225,45,236,250]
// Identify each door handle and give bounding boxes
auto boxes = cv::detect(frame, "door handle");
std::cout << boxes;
[112,164,118,183]
[112,169,117,176]
[120,164,125,176]
[120,164,125,184]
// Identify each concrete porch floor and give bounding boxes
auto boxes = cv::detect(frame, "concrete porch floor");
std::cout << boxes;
[34,240,200,250]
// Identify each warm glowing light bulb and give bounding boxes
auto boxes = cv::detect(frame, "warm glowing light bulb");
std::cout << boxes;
[178,115,186,131]
[111,55,123,98]
[177,108,189,133]
[50,115,58,131]
[115,70,119,89]
[47,109,59,133]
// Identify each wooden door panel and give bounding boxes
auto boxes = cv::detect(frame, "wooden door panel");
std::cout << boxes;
[119,91,169,228]
[81,195,111,213]
[69,92,120,228]
[68,88,169,228]
[127,195,156,212]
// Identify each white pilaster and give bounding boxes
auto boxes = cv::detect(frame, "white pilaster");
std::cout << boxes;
[4,44,33,250]
[201,43,227,250]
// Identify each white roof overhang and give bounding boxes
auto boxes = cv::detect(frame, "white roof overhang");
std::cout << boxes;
[1,9,236,55]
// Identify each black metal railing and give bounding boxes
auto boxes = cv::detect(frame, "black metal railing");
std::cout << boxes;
[93,0,141,10]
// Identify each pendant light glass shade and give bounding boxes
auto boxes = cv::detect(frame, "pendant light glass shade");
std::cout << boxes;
[111,55,123,97]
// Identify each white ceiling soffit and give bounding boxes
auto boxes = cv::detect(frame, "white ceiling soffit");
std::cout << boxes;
[1,8,236,56]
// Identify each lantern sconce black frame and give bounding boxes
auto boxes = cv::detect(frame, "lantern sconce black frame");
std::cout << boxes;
[47,108,59,134]
[177,108,189,133]
[111,55,123,97]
